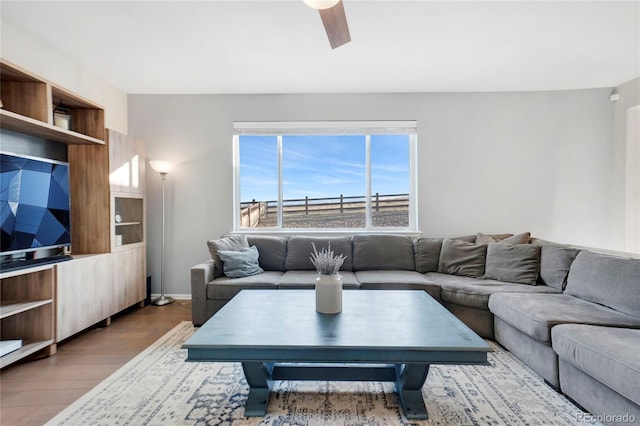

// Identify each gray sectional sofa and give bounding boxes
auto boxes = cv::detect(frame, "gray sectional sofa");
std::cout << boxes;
[191,232,639,424]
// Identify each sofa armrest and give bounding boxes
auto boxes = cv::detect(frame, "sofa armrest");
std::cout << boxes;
[191,260,216,326]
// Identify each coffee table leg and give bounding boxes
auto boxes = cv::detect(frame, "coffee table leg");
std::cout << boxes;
[241,362,273,417]
[395,363,430,420]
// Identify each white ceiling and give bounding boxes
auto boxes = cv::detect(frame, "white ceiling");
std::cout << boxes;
[2,0,639,94]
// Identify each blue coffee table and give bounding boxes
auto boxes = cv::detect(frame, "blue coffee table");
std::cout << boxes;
[183,289,490,419]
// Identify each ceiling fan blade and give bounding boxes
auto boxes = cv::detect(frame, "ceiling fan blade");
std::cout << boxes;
[318,0,351,49]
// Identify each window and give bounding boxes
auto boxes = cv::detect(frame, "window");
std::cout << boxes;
[234,121,417,232]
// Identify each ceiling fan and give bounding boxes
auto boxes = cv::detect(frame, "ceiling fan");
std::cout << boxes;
[304,0,351,49]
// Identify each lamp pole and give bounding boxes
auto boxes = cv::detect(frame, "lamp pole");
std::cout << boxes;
[150,161,176,306]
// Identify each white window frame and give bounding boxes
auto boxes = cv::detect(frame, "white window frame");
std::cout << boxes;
[233,121,419,234]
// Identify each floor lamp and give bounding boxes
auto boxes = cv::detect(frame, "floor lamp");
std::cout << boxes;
[149,160,176,306]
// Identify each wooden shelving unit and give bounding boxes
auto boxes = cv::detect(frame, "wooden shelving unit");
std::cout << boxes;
[0,265,56,369]
[0,60,146,365]
[0,59,105,145]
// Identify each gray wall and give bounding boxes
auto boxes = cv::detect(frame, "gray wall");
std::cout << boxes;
[129,89,615,296]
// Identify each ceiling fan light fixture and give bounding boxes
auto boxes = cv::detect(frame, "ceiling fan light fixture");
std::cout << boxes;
[304,0,340,10]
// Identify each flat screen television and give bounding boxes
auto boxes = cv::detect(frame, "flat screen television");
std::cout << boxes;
[1,152,72,265]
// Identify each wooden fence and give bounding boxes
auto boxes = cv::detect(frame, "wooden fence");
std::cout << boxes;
[240,193,408,227]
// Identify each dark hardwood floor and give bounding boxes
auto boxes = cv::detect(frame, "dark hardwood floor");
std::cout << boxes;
[0,300,192,426]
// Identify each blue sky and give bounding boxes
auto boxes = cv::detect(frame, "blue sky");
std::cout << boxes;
[239,134,409,203]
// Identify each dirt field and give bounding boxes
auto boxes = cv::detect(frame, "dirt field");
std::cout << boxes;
[254,208,409,228]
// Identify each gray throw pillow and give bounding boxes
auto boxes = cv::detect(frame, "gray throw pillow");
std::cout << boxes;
[502,232,531,245]
[438,238,487,278]
[207,235,249,278]
[218,246,264,278]
[475,233,513,245]
[414,238,443,273]
[483,243,541,285]
[538,244,580,289]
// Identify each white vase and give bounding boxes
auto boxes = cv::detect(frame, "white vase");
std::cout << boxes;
[315,273,343,314]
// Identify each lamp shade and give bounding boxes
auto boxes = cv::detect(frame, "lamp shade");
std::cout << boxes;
[149,160,176,174]
[303,0,340,10]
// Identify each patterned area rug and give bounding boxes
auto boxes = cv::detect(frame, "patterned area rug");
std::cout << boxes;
[47,321,593,426]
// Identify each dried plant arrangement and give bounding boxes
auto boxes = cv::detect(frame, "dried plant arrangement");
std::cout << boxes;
[310,242,347,275]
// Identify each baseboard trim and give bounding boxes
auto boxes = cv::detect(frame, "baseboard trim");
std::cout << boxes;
[150,293,192,300]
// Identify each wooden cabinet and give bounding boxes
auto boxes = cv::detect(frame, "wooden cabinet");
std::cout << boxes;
[109,130,145,194]
[113,195,145,250]
[56,250,146,343]
[109,129,146,252]
[0,60,147,363]
[108,247,146,314]
[55,255,110,342]
[0,265,56,368]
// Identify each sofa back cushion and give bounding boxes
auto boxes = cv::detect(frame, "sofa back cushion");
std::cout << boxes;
[565,251,640,318]
[207,235,249,278]
[285,236,353,271]
[414,237,443,273]
[483,243,541,285]
[353,234,415,271]
[246,235,288,271]
[535,242,580,290]
[438,238,487,278]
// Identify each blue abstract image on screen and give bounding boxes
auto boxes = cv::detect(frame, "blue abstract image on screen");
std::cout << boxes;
[1,153,71,254]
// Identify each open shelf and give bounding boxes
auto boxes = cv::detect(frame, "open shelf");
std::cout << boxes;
[0,265,56,368]
[0,339,55,369]
[0,59,105,145]
[0,300,53,319]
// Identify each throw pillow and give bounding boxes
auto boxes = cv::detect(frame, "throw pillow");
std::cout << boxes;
[438,238,487,278]
[218,246,264,278]
[207,235,249,278]
[502,232,531,245]
[475,233,513,245]
[414,237,443,273]
[483,243,541,285]
[538,244,580,289]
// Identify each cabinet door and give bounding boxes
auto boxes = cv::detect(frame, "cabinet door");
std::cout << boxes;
[56,255,110,342]
[108,129,145,194]
[109,246,146,314]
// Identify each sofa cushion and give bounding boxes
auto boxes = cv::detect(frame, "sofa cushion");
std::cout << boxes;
[536,243,580,290]
[437,238,487,278]
[483,243,540,285]
[414,237,443,273]
[218,246,264,278]
[277,271,360,288]
[488,293,640,343]
[427,272,559,310]
[207,235,249,278]
[353,234,415,271]
[246,235,288,271]
[206,272,282,299]
[565,251,640,318]
[552,324,640,406]
[285,236,353,271]
[355,270,440,299]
